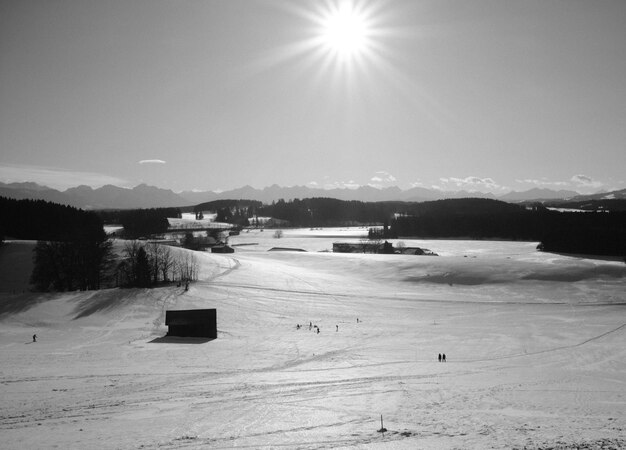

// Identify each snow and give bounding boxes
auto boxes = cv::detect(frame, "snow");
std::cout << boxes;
[103,225,123,235]
[546,207,607,213]
[1,234,625,449]
[167,217,230,230]
[181,212,218,222]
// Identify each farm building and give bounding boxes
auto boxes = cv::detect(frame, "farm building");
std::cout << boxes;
[165,309,217,338]
[332,242,366,253]
[332,242,386,253]
[211,245,235,253]
[332,242,438,256]
[397,247,438,255]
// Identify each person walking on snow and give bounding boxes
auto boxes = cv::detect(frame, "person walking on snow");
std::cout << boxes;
[442,353,446,362]
[438,353,441,362]
[33,334,37,343]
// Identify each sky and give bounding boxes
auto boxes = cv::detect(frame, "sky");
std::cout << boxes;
[1,0,625,195]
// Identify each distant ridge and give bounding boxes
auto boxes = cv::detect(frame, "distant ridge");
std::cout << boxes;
[499,187,579,202]
[0,182,190,210]
[3,180,618,210]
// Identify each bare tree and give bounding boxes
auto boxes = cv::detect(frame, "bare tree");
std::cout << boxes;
[117,241,196,288]
[359,237,370,253]
[146,241,163,285]
[176,252,198,283]
[359,236,382,254]
[160,245,174,282]
[118,240,141,286]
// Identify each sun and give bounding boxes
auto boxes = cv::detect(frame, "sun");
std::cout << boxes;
[320,3,369,59]
[252,0,387,79]
[316,1,374,63]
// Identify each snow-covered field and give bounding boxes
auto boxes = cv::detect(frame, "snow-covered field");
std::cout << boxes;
[1,231,625,449]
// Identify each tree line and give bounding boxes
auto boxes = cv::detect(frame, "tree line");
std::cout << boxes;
[255,198,398,227]
[96,207,181,238]
[209,196,625,257]
[1,197,201,291]
[390,198,626,257]
[1,196,104,242]
[542,198,626,212]
[186,198,399,228]
[1,197,113,291]
[116,241,198,288]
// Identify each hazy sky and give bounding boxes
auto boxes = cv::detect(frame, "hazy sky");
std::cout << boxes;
[1,0,625,194]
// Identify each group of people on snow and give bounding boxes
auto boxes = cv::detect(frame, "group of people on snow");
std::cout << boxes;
[296,318,362,335]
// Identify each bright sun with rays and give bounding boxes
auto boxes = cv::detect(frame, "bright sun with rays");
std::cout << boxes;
[313,1,377,66]
[320,3,369,59]
[261,0,386,79]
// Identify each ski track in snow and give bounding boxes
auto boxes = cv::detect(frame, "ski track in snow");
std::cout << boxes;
[1,237,625,449]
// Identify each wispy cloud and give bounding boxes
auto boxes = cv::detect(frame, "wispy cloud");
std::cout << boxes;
[0,164,131,191]
[326,180,360,190]
[313,177,361,190]
[571,174,603,189]
[368,171,397,189]
[438,176,507,192]
[515,178,569,187]
[515,175,606,193]
[138,159,166,164]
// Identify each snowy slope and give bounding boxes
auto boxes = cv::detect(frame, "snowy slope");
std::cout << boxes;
[1,237,625,449]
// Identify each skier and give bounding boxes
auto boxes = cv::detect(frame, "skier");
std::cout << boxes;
[442,353,446,362]
[336,325,338,332]
[438,353,441,362]
[317,327,320,334]
[33,334,37,343]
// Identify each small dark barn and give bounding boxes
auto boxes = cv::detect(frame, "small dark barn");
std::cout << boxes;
[211,245,234,253]
[165,309,217,338]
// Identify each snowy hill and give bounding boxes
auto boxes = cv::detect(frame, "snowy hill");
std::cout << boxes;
[1,236,625,449]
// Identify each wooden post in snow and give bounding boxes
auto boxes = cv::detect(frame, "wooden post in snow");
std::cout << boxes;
[378,414,387,434]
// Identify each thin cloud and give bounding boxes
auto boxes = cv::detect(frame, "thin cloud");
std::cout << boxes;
[138,159,166,164]
[515,175,606,193]
[439,176,505,192]
[515,178,569,187]
[374,171,397,182]
[571,174,603,189]
[369,171,398,189]
[321,180,360,190]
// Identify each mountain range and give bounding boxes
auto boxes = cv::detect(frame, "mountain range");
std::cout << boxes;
[1,181,624,210]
